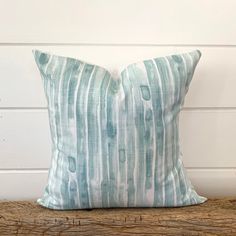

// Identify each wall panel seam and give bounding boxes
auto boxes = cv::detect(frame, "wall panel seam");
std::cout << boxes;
[0,43,236,47]
[1,107,236,111]
[0,167,235,173]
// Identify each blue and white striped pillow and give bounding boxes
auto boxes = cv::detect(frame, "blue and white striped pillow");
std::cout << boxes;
[33,49,207,209]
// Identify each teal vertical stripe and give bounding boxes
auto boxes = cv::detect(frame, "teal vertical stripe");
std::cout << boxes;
[100,72,111,207]
[117,80,128,206]
[106,78,120,207]
[122,70,136,207]
[127,65,146,205]
[76,64,95,208]
[144,59,165,206]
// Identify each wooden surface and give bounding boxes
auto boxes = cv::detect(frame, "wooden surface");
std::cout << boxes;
[0,198,236,235]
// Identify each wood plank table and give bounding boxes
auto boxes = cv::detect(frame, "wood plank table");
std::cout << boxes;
[0,198,236,235]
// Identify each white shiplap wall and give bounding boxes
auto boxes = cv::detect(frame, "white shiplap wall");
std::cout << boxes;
[1,0,236,200]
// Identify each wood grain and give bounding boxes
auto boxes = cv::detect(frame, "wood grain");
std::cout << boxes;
[0,198,236,235]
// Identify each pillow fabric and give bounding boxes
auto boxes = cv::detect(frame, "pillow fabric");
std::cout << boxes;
[33,49,207,209]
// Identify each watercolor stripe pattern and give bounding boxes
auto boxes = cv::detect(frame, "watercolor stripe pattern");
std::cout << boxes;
[33,49,207,209]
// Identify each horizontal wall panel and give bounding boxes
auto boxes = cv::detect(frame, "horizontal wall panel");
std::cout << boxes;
[0,169,235,200]
[0,110,51,169]
[180,110,236,168]
[188,169,236,198]
[0,170,47,200]
[0,46,236,108]
[0,0,235,44]
[0,110,236,169]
